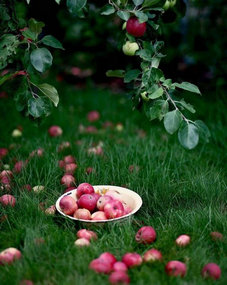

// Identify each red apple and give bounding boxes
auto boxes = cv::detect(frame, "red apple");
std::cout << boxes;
[210,232,223,241]
[87,111,100,122]
[64,163,77,174]
[58,141,70,152]
[113,261,128,272]
[122,253,142,268]
[109,271,130,284]
[86,167,95,174]
[0,247,21,265]
[19,280,34,285]
[21,184,32,192]
[64,155,75,164]
[91,193,101,203]
[0,194,16,207]
[78,194,97,212]
[175,235,190,247]
[105,190,123,202]
[77,229,97,241]
[48,125,63,137]
[59,196,78,215]
[58,160,65,169]
[61,174,75,187]
[0,175,11,185]
[0,148,8,159]
[135,226,156,244]
[77,183,94,198]
[89,258,112,274]
[104,200,124,219]
[74,238,90,247]
[0,170,13,179]
[97,195,113,211]
[201,263,221,280]
[45,205,56,215]
[91,211,107,221]
[74,209,91,220]
[143,249,162,262]
[14,160,27,173]
[126,17,146,37]
[99,252,117,267]
[165,261,187,277]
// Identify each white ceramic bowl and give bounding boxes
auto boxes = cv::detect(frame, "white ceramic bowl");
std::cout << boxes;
[56,185,142,224]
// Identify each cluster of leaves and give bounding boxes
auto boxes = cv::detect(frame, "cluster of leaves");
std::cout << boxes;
[103,0,210,149]
[0,12,63,118]
[0,0,210,149]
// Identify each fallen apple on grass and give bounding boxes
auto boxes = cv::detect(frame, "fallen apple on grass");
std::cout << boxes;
[77,229,97,241]
[61,174,75,187]
[64,163,77,174]
[48,125,63,137]
[32,185,45,194]
[89,258,112,274]
[59,196,78,215]
[210,231,223,241]
[175,234,191,247]
[112,261,128,272]
[122,253,142,268]
[165,260,187,277]
[109,271,130,284]
[87,110,100,122]
[99,252,117,267]
[135,226,156,244]
[45,205,56,215]
[201,263,221,280]
[0,247,21,265]
[74,238,90,247]
[64,155,75,164]
[19,280,34,285]
[143,249,162,262]
[0,148,8,159]
[0,194,16,207]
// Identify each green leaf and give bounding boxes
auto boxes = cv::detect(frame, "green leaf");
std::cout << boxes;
[148,20,159,30]
[134,11,148,23]
[40,35,64,50]
[148,87,163,99]
[177,100,196,113]
[101,5,115,15]
[136,49,153,61]
[178,122,199,150]
[0,34,20,70]
[164,110,182,134]
[117,11,130,21]
[28,18,45,39]
[106,70,125,78]
[55,0,61,4]
[14,90,31,112]
[22,29,37,41]
[26,0,31,4]
[124,69,141,83]
[145,100,168,121]
[67,0,87,14]
[28,97,46,118]
[143,0,165,8]
[30,48,53,73]
[151,57,160,68]
[172,82,201,95]
[133,0,144,5]
[194,120,211,143]
[34,83,59,107]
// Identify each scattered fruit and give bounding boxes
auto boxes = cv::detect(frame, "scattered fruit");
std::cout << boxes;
[201,263,221,280]
[74,238,90,247]
[32,185,45,193]
[0,247,21,265]
[109,271,130,284]
[87,111,100,122]
[143,249,162,262]
[89,258,112,274]
[165,261,187,277]
[61,174,75,187]
[45,205,56,215]
[175,234,190,247]
[122,253,142,268]
[77,229,97,241]
[48,125,63,137]
[210,232,223,241]
[135,226,156,244]
[0,194,16,207]
[12,129,22,137]
[113,261,128,272]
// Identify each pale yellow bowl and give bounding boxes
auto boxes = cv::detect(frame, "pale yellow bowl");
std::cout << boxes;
[56,185,143,224]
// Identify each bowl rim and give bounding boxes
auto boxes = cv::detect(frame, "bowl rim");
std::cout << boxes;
[55,185,143,223]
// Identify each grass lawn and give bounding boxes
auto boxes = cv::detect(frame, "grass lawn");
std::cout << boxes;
[0,82,226,285]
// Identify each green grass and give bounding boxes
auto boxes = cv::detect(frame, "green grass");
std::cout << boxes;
[0,82,226,285]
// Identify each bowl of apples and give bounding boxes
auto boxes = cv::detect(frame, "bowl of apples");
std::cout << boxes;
[56,183,142,224]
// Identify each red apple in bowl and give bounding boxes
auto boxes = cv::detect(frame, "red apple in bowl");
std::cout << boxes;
[104,200,124,219]
[78,194,97,212]
[59,196,78,215]
[97,195,113,211]
[91,211,107,221]
[77,183,94,198]
[74,209,91,220]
